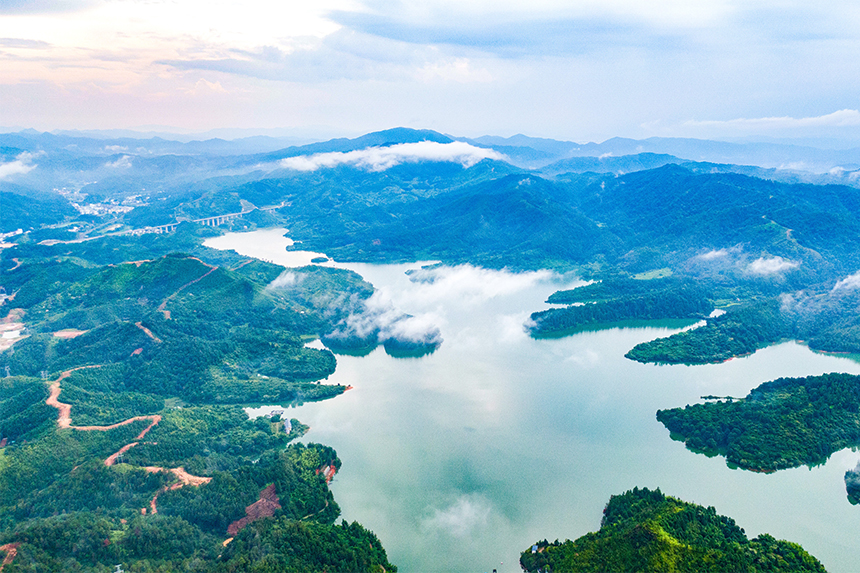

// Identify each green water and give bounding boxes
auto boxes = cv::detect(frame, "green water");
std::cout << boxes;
[209,229,860,573]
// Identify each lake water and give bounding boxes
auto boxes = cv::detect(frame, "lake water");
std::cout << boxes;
[206,229,860,573]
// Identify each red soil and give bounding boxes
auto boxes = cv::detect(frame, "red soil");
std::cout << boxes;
[52,329,87,339]
[230,259,255,271]
[134,321,162,343]
[315,463,337,484]
[122,260,153,267]
[104,442,140,466]
[144,467,213,514]
[0,543,19,573]
[227,484,282,536]
[156,259,219,318]
[42,360,211,518]
[46,367,162,468]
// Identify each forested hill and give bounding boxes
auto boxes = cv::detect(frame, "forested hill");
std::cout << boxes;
[0,228,397,571]
[183,163,857,279]
[521,488,825,573]
[4,127,860,359]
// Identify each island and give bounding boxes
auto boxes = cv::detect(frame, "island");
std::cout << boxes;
[520,487,825,573]
[528,277,713,337]
[656,373,860,471]
[845,462,860,505]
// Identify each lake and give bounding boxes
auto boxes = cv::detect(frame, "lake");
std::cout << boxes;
[206,228,860,573]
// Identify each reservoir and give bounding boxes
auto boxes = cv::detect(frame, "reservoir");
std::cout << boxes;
[206,229,860,573]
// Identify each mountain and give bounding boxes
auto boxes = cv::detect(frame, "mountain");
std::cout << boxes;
[521,488,825,573]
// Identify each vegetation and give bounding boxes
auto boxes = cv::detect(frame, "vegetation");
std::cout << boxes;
[0,228,396,571]
[0,253,375,404]
[215,518,396,573]
[520,487,825,573]
[0,441,393,572]
[656,373,860,471]
[846,463,860,505]
[625,300,791,364]
[530,277,713,337]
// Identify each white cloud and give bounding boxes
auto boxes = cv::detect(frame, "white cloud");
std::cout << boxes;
[105,155,133,168]
[184,78,227,95]
[833,270,860,292]
[0,152,38,180]
[404,264,555,306]
[279,141,505,172]
[268,270,304,289]
[696,248,729,260]
[747,256,799,276]
[324,264,560,348]
[416,58,492,83]
[684,109,860,131]
[422,494,492,538]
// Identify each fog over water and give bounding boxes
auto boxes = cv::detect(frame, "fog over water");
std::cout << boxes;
[207,229,860,573]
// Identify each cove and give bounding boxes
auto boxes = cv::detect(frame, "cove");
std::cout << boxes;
[206,229,860,573]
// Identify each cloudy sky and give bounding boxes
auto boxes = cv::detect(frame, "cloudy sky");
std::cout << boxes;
[1,0,859,142]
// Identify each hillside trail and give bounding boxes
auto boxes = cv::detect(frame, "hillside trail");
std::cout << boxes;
[157,258,218,319]
[45,366,211,511]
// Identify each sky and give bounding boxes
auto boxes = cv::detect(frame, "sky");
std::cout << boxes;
[1,0,859,143]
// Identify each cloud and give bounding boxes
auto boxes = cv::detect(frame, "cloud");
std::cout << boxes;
[403,264,555,305]
[0,152,38,180]
[421,494,492,538]
[326,2,730,58]
[322,264,561,351]
[0,38,52,49]
[182,78,227,95]
[564,348,600,367]
[0,0,98,15]
[416,57,492,83]
[324,289,444,348]
[696,248,729,260]
[833,271,860,292]
[747,256,799,276]
[279,141,506,172]
[684,109,860,131]
[104,155,133,169]
[268,271,305,289]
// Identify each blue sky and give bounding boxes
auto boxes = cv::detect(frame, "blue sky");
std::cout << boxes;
[0,0,858,143]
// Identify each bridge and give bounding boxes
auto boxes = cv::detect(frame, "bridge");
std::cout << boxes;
[129,209,254,235]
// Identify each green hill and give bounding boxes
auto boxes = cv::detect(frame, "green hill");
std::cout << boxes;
[656,373,860,471]
[521,488,825,573]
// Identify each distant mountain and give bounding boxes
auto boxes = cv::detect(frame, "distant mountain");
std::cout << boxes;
[568,136,860,172]
[0,184,77,233]
[540,152,684,175]
[258,127,455,161]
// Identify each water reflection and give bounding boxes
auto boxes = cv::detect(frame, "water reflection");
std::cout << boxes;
[208,229,860,573]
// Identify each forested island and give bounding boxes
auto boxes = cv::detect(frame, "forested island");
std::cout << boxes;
[656,373,860,471]
[847,463,860,505]
[528,277,713,337]
[520,488,825,573]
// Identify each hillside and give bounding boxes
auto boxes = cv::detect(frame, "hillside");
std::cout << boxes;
[0,229,396,572]
[521,488,825,573]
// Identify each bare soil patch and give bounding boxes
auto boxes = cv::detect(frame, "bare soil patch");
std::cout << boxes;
[52,329,87,339]
[0,543,19,573]
[227,484,282,536]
